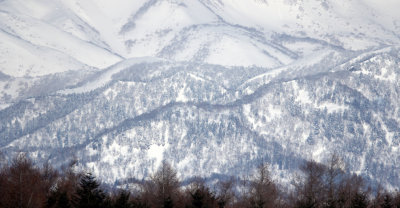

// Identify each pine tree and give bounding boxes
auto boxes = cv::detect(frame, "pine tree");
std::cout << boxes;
[351,192,368,208]
[381,194,393,208]
[163,196,174,208]
[191,189,204,208]
[45,190,72,208]
[113,190,131,208]
[393,192,400,208]
[76,172,106,208]
[187,178,217,208]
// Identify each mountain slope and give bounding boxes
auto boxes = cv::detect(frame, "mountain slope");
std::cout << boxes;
[2,47,400,188]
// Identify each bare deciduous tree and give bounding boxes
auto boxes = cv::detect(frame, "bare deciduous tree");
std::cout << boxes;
[216,177,235,208]
[143,160,181,208]
[325,153,345,208]
[0,154,49,208]
[294,160,326,208]
[248,163,278,208]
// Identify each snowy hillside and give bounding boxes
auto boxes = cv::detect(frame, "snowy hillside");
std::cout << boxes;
[1,0,399,77]
[1,0,400,189]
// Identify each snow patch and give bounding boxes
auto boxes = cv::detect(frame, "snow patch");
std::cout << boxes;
[176,84,188,102]
[318,102,348,113]
[296,89,313,105]
[147,144,165,169]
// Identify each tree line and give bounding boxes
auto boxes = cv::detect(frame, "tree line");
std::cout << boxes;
[0,153,400,208]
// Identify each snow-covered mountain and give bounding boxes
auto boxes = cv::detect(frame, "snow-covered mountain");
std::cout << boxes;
[1,0,400,189]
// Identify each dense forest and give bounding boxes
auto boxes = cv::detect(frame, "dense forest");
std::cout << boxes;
[0,153,399,208]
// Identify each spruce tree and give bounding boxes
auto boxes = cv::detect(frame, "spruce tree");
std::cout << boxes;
[113,190,131,208]
[382,194,393,208]
[351,192,368,208]
[192,189,204,208]
[163,196,174,208]
[45,190,72,208]
[76,172,106,208]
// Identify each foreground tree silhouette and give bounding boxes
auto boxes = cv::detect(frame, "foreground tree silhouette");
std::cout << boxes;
[350,192,368,208]
[46,191,72,208]
[0,154,51,208]
[393,192,400,208]
[113,190,131,208]
[1,153,397,208]
[248,163,277,208]
[142,160,181,208]
[381,193,393,208]
[215,177,235,208]
[335,173,368,208]
[293,160,326,208]
[76,172,106,208]
[186,178,217,208]
[45,159,81,208]
[325,153,345,208]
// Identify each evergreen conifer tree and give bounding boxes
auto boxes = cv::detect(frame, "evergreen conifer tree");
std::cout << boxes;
[76,172,106,208]
[351,192,368,208]
[113,190,131,208]
[382,194,393,208]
